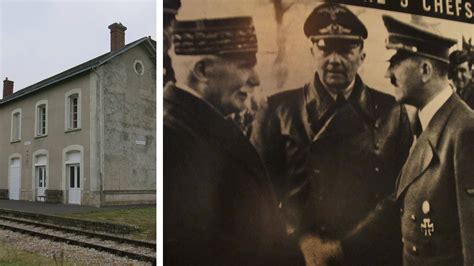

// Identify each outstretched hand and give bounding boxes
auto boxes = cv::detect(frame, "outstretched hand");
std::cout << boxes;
[298,234,343,266]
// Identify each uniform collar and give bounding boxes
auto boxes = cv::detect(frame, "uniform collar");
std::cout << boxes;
[324,79,356,100]
[305,74,374,122]
[174,82,225,116]
[418,86,453,131]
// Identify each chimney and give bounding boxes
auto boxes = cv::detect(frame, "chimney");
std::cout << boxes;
[3,78,14,98]
[108,22,127,52]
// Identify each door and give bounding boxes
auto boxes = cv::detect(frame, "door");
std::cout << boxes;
[9,158,21,200]
[68,164,81,204]
[36,166,47,201]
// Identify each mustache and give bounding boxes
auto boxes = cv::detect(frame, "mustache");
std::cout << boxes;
[390,76,397,87]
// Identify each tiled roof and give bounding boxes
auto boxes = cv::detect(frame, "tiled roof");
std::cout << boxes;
[0,36,156,105]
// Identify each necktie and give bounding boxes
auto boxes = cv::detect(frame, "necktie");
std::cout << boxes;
[335,93,347,108]
[413,111,422,138]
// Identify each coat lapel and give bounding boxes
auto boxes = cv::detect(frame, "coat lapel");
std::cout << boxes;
[313,103,365,142]
[310,75,374,142]
[395,137,436,198]
[395,94,460,199]
[164,86,265,178]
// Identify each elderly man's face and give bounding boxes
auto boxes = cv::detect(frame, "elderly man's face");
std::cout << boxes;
[451,61,472,90]
[385,52,423,106]
[204,53,260,115]
[311,38,365,91]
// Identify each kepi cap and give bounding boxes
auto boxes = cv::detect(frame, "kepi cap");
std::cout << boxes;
[173,16,257,55]
[383,15,456,64]
[164,0,181,15]
[304,3,367,41]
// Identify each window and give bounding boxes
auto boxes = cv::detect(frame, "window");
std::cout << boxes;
[33,151,48,202]
[37,166,46,187]
[134,60,144,76]
[11,109,21,142]
[68,94,79,129]
[35,100,48,137]
[65,89,81,131]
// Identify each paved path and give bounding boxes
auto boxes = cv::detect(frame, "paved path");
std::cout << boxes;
[0,199,154,215]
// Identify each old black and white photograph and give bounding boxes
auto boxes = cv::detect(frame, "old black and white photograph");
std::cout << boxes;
[163,0,473,265]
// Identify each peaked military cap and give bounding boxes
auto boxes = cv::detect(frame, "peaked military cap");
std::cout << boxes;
[164,0,181,15]
[383,15,456,64]
[449,50,470,67]
[173,16,257,55]
[304,3,367,41]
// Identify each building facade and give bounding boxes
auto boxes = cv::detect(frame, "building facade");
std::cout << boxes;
[0,23,156,206]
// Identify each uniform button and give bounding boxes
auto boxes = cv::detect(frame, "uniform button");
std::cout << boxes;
[374,121,380,128]
[375,167,380,172]
[411,214,416,221]
[278,202,282,209]
[401,237,404,243]
[412,245,417,254]
[374,142,380,149]
[375,104,378,110]
[400,208,404,214]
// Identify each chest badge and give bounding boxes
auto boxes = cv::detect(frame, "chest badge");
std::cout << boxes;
[422,200,430,214]
[421,218,434,236]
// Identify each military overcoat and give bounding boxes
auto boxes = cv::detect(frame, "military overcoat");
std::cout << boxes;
[163,86,303,265]
[458,83,474,109]
[343,94,474,266]
[251,74,412,265]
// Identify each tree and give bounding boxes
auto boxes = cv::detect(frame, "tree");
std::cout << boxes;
[271,0,296,89]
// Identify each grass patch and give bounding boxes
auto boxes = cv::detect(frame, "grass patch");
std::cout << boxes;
[62,207,156,241]
[0,240,70,266]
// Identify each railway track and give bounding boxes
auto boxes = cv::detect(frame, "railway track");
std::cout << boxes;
[0,215,156,264]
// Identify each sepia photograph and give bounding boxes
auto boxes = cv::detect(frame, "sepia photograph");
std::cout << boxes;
[163,0,473,265]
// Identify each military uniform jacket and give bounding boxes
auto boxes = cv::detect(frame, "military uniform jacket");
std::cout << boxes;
[458,82,474,109]
[164,86,303,265]
[343,94,474,266]
[251,75,412,264]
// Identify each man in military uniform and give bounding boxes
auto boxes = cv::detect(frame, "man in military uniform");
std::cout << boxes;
[449,50,474,108]
[251,3,412,265]
[164,17,303,265]
[163,0,181,87]
[311,15,474,266]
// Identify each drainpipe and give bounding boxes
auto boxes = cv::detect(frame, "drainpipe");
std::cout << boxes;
[92,67,105,207]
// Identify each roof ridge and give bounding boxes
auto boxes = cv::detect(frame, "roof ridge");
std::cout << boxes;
[0,36,155,105]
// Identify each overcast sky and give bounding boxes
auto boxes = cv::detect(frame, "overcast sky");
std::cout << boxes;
[0,0,156,98]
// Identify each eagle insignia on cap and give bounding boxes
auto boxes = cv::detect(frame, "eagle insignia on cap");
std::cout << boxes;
[318,5,347,21]
[320,23,351,35]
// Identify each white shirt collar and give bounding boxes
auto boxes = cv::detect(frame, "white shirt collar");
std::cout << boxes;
[418,87,453,131]
[324,79,356,100]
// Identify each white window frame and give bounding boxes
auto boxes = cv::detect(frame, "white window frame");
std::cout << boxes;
[133,59,145,76]
[32,150,49,201]
[65,89,82,131]
[10,108,22,142]
[62,145,84,204]
[35,100,48,137]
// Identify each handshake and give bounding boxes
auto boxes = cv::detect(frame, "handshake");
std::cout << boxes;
[298,233,343,266]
